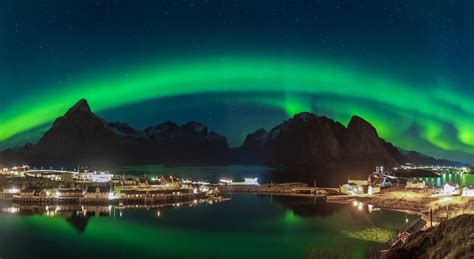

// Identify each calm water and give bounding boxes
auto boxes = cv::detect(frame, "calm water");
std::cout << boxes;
[0,165,420,258]
[0,195,416,258]
[416,172,474,187]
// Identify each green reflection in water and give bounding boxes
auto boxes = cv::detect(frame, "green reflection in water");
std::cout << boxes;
[0,195,415,258]
[417,173,474,187]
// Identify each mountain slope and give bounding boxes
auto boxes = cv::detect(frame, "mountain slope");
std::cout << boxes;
[240,112,403,168]
[0,99,231,167]
[401,150,471,167]
[2,99,458,173]
[31,99,122,166]
[386,214,474,259]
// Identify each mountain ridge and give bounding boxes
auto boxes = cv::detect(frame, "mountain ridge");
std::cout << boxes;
[0,99,468,172]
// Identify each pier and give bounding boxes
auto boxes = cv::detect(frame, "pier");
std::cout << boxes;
[218,182,339,199]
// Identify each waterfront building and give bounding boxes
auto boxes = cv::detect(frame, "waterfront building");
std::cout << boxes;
[2,165,30,176]
[443,183,460,195]
[461,186,474,197]
[37,188,84,199]
[235,178,259,185]
[76,171,114,183]
[57,188,84,198]
[24,171,73,181]
[38,189,52,198]
[118,188,194,201]
[83,186,113,201]
[406,179,426,189]
[221,177,259,186]
[368,185,381,195]
[1,187,20,199]
[117,175,140,186]
[138,177,150,186]
[340,184,364,195]
[379,177,394,188]
[347,176,371,186]
[19,189,36,198]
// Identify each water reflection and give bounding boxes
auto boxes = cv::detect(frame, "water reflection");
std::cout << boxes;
[0,195,418,259]
[417,172,474,187]
[0,198,221,232]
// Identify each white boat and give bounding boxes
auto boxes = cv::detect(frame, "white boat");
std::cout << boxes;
[230,177,259,186]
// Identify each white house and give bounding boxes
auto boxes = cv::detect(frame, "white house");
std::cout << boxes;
[443,183,460,195]
[77,171,114,183]
[461,187,474,197]
[368,185,381,195]
[406,180,426,189]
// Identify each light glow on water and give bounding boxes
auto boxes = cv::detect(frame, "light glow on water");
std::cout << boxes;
[0,196,416,258]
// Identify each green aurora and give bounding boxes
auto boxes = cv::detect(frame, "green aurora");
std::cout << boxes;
[0,56,473,158]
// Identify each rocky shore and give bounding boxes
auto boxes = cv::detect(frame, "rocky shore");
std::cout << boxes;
[327,187,474,224]
[384,214,474,259]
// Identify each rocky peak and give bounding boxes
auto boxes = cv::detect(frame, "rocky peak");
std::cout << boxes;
[109,122,135,134]
[182,121,207,134]
[293,112,317,121]
[241,128,268,151]
[65,98,91,116]
[32,99,120,166]
[144,121,179,136]
[345,115,382,150]
[347,115,377,135]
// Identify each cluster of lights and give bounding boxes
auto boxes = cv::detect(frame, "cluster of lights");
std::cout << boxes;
[77,171,113,183]
[2,207,19,214]
[352,200,364,210]
[219,179,233,184]
[439,197,454,203]
[108,192,118,200]
[182,179,211,185]
[3,187,20,194]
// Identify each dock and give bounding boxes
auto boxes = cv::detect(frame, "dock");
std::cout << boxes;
[218,182,339,199]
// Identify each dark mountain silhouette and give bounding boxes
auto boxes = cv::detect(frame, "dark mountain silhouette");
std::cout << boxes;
[32,99,121,167]
[110,120,231,164]
[239,112,403,168]
[0,99,231,167]
[0,142,35,165]
[400,149,471,167]
[236,128,268,163]
[0,99,466,177]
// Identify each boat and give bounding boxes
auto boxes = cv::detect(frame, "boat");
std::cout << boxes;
[230,178,259,186]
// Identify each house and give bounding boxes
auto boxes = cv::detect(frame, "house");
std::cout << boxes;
[443,183,460,195]
[1,187,20,199]
[57,188,84,198]
[340,184,365,195]
[461,186,474,197]
[76,171,113,183]
[19,189,36,197]
[368,185,381,195]
[138,177,149,186]
[347,176,371,186]
[119,175,140,186]
[118,188,191,199]
[380,177,394,188]
[38,189,53,198]
[406,179,426,189]
[83,186,111,199]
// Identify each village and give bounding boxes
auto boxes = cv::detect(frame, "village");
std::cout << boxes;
[0,165,222,205]
[0,165,473,225]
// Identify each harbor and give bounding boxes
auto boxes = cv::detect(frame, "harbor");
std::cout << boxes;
[0,163,473,258]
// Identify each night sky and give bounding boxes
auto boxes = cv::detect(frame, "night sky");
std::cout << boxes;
[0,0,473,163]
